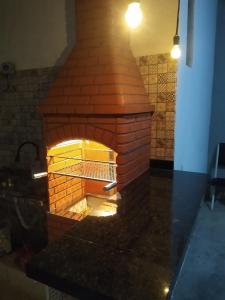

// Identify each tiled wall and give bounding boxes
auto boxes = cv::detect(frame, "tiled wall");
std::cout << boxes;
[136,53,177,161]
[0,67,58,169]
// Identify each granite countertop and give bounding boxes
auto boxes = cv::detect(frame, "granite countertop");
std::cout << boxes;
[27,170,207,300]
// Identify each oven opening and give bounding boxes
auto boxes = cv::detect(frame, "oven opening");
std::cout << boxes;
[47,139,118,221]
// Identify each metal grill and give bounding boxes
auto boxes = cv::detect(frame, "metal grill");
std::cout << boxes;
[51,160,116,183]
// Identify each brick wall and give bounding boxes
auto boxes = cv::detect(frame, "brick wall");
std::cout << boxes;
[43,113,151,192]
[0,67,58,169]
[136,53,177,161]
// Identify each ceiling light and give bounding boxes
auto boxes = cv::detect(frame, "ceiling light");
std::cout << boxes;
[164,287,170,295]
[171,36,181,59]
[171,0,181,59]
[125,1,143,29]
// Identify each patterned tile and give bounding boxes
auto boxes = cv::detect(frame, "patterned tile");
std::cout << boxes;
[167,72,176,83]
[157,120,166,130]
[166,112,175,121]
[156,148,166,157]
[158,84,167,93]
[156,139,166,147]
[140,66,149,75]
[151,121,157,130]
[167,83,176,92]
[157,130,166,139]
[151,138,157,147]
[149,74,158,84]
[136,52,177,161]
[144,84,149,94]
[168,63,177,72]
[166,140,174,148]
[158,64,167,73]
[166,130,174,139]
[166,149,174,159]
[149,84,157,94]
[142,74,149,85]
[166,121,174,130]
[166,102,174,112]
[166,92,176,102]
[151,130,157,138]
[158,73,168,84]
[156,112,165,121]
[158,92,168,101]
[139,56,149,66]
[149,65,158,74]
[157,54,168,64]
[156,103,166,112]
[149,93,157,102]
[148,55,158,64]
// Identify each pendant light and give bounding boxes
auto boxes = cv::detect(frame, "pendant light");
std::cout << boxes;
[171,0,181,59]
[125,1,143,29]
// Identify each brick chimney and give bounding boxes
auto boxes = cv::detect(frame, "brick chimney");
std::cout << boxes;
[38,0,152,115]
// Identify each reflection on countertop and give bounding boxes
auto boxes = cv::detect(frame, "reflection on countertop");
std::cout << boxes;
[27,170,207,300]
[0,167,48,253]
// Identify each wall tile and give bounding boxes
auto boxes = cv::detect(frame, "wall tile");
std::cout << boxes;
[149,65,158,74]
[158,64,168,73]
[137,53,177,161]
[0,67,58,168]
[149,84,157,94]
[148,55,158,64]
[149,74,158,84]
[158,84,167,93]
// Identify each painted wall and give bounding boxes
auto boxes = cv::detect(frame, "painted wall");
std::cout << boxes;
[130,0,177,57]
[0,0,176,70]
[208,0,225,169]
[0,0,75,70]
[174,0,218,173]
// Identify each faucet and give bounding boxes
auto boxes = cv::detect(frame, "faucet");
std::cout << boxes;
[15,141,48,179]
[15,141,40,162]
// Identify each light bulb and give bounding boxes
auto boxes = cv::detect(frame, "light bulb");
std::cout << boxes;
[164,287,170,295]
[170,44,181,59]
[125,2,143,29]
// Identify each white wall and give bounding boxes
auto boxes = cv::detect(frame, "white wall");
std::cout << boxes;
[0,0,176,70]
[130,0,177,57]
[0,0,75,70]
[208,0,225,169]
[174,0,218,173]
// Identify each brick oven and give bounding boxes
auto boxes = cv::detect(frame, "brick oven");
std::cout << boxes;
[38,0,154,241]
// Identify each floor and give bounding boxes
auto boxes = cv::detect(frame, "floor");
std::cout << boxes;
[171,200,225,300]
[0,257,77,300]
[0,255,46,300]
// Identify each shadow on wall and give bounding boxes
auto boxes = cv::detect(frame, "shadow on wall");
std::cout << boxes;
[208,0,225,172]
[55,0,75,66]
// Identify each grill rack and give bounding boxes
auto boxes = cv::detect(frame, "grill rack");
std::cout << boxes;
[48,144,117,183]
[50,160,116,183]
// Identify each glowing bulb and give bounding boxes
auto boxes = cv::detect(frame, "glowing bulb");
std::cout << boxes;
[164,287,169,295]
[170,44,181,59]
[125,2,143,29]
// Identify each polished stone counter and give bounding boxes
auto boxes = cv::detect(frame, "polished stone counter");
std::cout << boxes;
[27,170,207,300]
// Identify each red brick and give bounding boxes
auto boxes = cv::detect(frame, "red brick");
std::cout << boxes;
[64,86,81,95]
[81,86,98,95]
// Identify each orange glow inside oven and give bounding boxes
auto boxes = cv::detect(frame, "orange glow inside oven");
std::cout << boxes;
[47,140,118,220]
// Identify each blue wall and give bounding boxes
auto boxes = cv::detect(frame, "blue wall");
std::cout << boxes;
[174,0,218,173]
[208,0,225,169]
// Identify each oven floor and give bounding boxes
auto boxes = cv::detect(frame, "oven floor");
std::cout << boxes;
[68,195,117,217]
